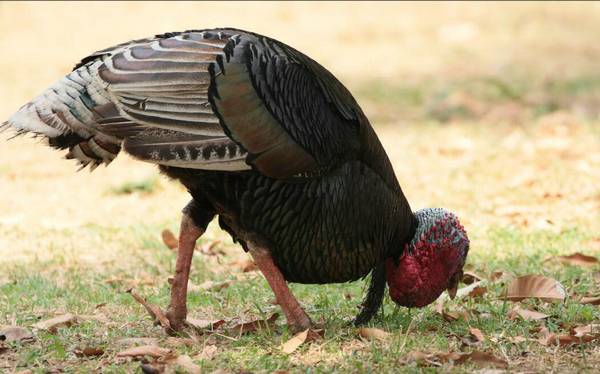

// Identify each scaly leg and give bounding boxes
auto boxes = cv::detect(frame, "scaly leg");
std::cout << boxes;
[250,246,312,333]
[165,210,204,333]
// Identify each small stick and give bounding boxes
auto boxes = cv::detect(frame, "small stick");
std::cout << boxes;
[127,288,171,330]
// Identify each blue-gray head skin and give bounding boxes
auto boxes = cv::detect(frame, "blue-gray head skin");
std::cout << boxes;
[386,208,470,307]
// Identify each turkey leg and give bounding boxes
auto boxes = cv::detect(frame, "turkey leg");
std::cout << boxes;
[165,212,204,333]
[249,246,312,333]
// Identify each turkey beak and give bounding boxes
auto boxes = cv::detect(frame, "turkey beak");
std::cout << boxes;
[447,271,462,300]
[447,284,458,300]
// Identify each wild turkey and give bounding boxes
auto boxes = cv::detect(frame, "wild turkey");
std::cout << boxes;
[3,28,469,333]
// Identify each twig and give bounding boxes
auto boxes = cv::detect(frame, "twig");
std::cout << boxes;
[126,288,171,330]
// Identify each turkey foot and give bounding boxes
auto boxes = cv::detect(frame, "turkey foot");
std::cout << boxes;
[165,212,204,334]
[250,246,312,333]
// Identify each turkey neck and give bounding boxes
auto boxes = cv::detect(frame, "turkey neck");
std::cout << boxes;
[161,157,415,285]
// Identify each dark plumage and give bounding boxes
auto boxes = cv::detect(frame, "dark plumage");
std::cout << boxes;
[4,28,469,332]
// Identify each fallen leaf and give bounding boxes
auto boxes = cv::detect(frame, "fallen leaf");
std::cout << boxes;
[456,350,508,369]
[166,354,201,374]
[357,327,389,341]
[165,337,196,347]
[405,350,507,369]
[579,296,600,305]
[78,313,110,323]
[230,313,279,334]
[186,318,226,332]
[116,345,173,359]
[282,329,309,354]
[32,313,78,333]
[469,328,485,342]
[467,286,487,298]
[503,275,566,302]
[0,326,34,343]
[572,324,600,337]
[198,240,223,255]
[508,306,549,321]
[434,299,467,322]
[127,289,171,330]
[230,258,258,272]
[195,344,218,360]
[116,337,159,347]
[507,336,531,344]
[538,327,600,347]
[555,252,598,267]
[74,347,104,357]
[161,229,179,251]
[190,280,232,292]
[440,280,487,301]
[161,229,178,250]
[462,271,484,285]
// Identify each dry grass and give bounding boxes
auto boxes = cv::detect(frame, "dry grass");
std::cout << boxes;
[1,2,599,373]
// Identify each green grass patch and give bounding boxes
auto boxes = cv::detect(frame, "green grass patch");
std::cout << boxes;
[1,224,598,372]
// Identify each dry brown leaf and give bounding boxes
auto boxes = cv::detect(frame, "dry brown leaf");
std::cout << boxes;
[198,240,223,255]
[32,313,78,333]
[508,306,549,321]
[503,275,566,302]
[572,324,600,337]
[579,296,600,305]
[357,327,389,341]
[165,337,196,347]
[445,280,487,300]
[230,313,279,334]
[434,299,467,322]
[462,271,484,285]
[456,351,508,369]
[78,313,110,323]
[469,327,485,342]
[405,350,507,369]
[536,323,600,347]
[0,326,34,343]
[166,354,201,374]
[281,328,322,354]
[282,329,309,354]
[467,286,487,298]
[195,344,218,360]
[186,318,225,332]
[489,271,506,281]
[116,337,159,347]
[507,336,531,344]
[231,258,258,272]
[74,347,104,357]
[555,252,599,267]
[161,229,178,250]
[116,345,173,359]
[127,289,171,330]
[190,280,232,292]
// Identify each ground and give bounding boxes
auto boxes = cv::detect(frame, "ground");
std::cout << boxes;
[1,2,599,373]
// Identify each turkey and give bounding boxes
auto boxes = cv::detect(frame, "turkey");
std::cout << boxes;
[2,28,469,333]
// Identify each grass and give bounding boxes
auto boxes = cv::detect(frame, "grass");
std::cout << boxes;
[1,2,600,372]
[1,225,598,372]
[107,176,160,196]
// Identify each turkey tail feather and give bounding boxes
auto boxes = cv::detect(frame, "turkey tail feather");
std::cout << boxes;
[4,62,125,170]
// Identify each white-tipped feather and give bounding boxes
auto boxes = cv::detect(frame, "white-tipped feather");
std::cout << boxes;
[7,102,63,137]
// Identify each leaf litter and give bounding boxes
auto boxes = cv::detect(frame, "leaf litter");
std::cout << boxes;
[502,275,566,302]
[282,329,323,354]
[550,252,599,267]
